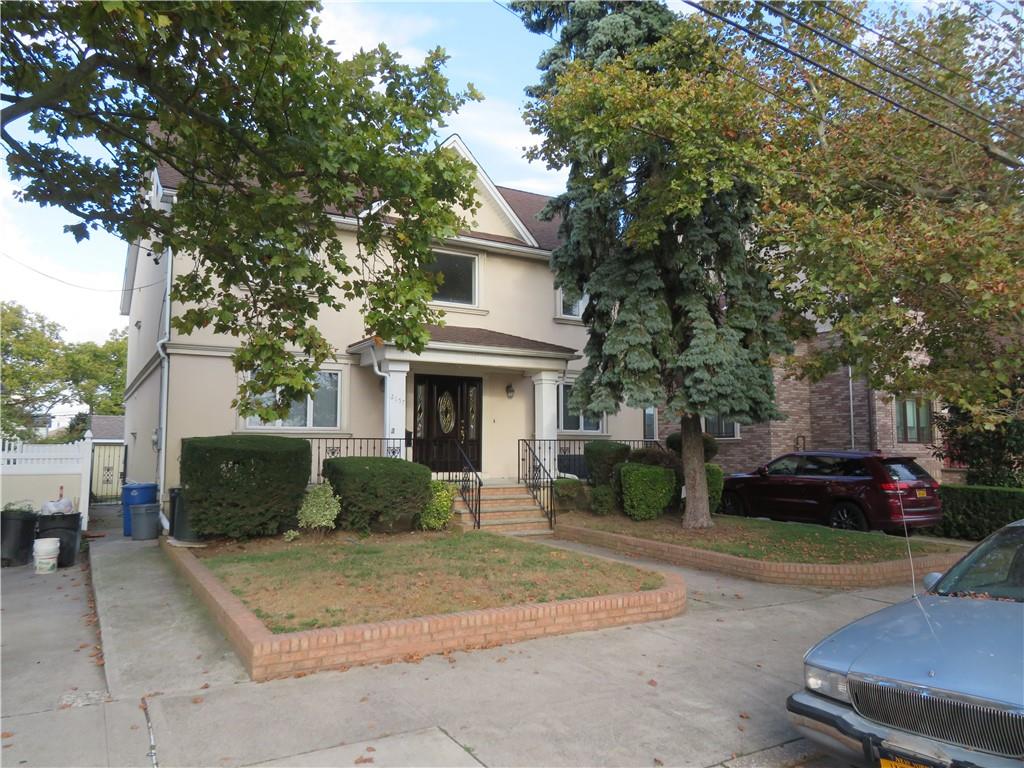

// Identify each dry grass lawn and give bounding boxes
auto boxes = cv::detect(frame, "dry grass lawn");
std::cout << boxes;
[559,512,963,563]
[197,530,663,633]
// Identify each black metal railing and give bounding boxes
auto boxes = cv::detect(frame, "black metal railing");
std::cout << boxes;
[518,438,664,484]
[518,439,556,527]
[306,437,408,483]
[430,439,483,529]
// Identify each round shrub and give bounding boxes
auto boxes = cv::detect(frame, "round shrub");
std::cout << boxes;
[420,480,456,530]
[323,457,431,533]
[584,441,631,486]
[553,478,588,512]
[590,485,617,516]
[620,463,675,520]
[628,447,684,511]
[181,435,311,539]
[298,483,340,533]
[665,431,720,462]
[705,463,725,513]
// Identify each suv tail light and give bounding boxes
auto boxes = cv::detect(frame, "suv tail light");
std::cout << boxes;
[879,481,910,493]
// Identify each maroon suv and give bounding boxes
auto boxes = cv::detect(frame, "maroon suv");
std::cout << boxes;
[720,451,943,532]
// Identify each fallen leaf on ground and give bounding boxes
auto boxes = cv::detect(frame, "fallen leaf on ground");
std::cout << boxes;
[653,760,663,767]
[647,679,658,687]
[354,756,374,765]
[1,732,13,739]
[191,697,204,705]
[737,724,745,732]
[739,712,750,719]
[199,683,210,690]
[366,747,376,753]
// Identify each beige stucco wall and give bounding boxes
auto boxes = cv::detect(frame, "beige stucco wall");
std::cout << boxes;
[123,367,161,484]
[1,474,83,511]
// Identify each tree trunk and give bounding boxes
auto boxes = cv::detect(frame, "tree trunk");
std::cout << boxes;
[679,413,712,529]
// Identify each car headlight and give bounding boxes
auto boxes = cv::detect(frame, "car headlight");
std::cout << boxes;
[804,664,850,703]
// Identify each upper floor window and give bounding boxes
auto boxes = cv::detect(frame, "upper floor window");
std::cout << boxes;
[703,413,739,439]
[896,397,933,443]
[424,252,476,305]
[559,383,603,433]
[558,289,589,319]
[246,371,340,430]
[643,406,657,440]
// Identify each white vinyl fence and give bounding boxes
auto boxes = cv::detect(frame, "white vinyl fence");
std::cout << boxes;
[1,431,92,529]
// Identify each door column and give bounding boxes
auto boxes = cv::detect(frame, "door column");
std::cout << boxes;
[382,360,409,458]
[532,371,560,440]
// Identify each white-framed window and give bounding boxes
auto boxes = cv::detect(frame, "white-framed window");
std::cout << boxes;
[643,406,657,440]
[556,289,588,319]
[424,251,477,306]
[245,371,341,430]
[558,382,604,433]
[702,413,739,439]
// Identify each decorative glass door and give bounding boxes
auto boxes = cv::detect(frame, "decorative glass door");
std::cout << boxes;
[412,375,483,472]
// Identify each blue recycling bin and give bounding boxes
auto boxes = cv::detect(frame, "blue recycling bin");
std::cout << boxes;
[121,483,158,537]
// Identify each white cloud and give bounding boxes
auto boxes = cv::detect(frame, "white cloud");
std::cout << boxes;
[0,177,125,344]
[316,1,435,62]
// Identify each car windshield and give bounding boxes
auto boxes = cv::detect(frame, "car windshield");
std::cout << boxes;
[934,525,1024,602]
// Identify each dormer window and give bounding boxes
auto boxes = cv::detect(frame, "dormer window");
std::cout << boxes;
[424,252,477,306]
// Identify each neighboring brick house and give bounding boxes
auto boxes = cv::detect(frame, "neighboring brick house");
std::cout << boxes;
[658,337,943,479]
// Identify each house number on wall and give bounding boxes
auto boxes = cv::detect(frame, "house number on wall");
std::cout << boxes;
[438,392,455,434]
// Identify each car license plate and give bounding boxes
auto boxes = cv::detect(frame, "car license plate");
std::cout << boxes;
[878,748,942,768]
[916,489,927,498]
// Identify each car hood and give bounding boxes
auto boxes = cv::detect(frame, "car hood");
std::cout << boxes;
[806,595,1024,709]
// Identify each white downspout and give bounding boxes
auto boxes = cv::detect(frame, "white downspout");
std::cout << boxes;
[156,249,173,531]
[847,365,856,450]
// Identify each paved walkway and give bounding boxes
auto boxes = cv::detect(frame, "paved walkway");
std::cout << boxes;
[2,521,921,767]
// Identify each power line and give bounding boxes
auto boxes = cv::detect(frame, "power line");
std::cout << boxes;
[682,1,1021,168]
[0,250,164,293]
[755,0,1023,140]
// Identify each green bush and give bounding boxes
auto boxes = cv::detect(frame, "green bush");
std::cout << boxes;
[628,447,684,511]
[420,480,456,530]
[590,486,617,516]
[933,484,1024,540]
[322,457,431,533]
[665,431,720,462]
[553,478,589,512]
[621,463,675,521]
[705,463,725,513]
[610,461,626,511]
[584,441,631,486]
[298,483,340,533]
[181,435,310,539]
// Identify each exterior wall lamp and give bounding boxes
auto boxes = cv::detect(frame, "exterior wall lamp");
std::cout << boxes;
[506,384,515,400]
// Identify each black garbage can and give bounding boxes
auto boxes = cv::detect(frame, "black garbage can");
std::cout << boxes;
[36,513,82,568]
[2,508,38,567]
[170,488,198,542]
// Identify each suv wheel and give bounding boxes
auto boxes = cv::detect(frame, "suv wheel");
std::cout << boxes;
[721,490,745,516]
[830,502,868,531]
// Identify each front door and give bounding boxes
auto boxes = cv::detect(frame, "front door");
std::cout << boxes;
[412,375,483,472]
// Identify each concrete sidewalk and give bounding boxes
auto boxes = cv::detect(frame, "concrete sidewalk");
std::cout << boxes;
[6,524,913,766]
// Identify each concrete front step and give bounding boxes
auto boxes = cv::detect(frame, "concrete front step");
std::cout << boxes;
[456,503,540,517]
[479,484,529,497]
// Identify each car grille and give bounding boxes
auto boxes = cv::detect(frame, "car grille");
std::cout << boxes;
[848,677,1024,759]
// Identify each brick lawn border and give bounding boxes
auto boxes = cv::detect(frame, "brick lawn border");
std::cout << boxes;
[555,523,965,587]
[161,537,686,681]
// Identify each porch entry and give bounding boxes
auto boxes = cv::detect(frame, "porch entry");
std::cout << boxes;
[412,374,483,472]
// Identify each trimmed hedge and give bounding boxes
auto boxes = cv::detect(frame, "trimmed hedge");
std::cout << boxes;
[181,435,311,539]
[590,486,617,516]
[621,463,676,520]
[323,457,431,533]
[628,447,684,512]
[553,478,589,512]
[584,441,631,486]
[705,463,725,513]
[933,484,1024,541]
[665,431,720,462]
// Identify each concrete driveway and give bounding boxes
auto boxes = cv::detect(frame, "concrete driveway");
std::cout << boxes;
[2,529,920,767]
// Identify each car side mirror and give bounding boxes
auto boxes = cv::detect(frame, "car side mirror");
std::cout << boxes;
[922,572,943,592]
[756,465,768,477]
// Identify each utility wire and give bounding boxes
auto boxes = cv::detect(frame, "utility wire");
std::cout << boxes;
[682,0,1021,168]
[755,0,1023,140]
[991,0,1024,24]
[0,250,164,293]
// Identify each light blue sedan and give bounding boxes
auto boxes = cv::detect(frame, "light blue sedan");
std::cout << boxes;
[787,520,1024,768]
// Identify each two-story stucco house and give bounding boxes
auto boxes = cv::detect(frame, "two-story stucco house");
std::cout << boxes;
[120,136,654,530]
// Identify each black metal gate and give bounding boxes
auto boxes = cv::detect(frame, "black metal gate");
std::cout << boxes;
[91,443,125,502]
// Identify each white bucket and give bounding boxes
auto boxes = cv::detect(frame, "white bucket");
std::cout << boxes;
[33,538,60,574]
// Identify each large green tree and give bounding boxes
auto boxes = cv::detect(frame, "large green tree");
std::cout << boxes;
[66,329,127,416]
[2,1,479,420]
[1,301,69,439]
[517,2,790,527]
[711,1,1024,425]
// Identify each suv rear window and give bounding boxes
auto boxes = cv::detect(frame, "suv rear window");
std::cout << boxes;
[882,459,932,482]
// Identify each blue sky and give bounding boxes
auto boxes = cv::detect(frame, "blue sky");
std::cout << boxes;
[0,0,567,343]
